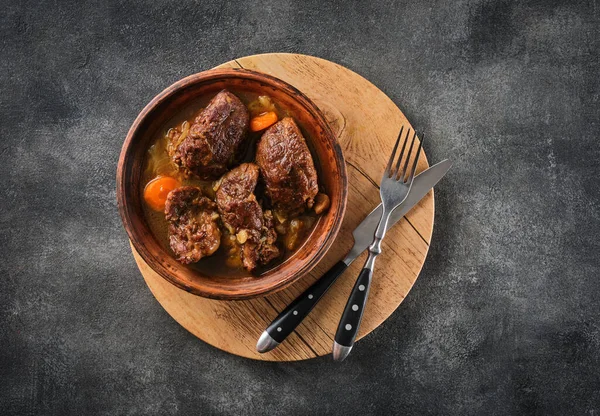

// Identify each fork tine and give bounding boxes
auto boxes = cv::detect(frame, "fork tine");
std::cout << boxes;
[385,126,404,177]
[392,127,410,178]
[406,135,424,182]
[398,130,417,181]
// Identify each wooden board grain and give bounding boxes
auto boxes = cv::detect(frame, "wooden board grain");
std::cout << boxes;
[130,53,434,361]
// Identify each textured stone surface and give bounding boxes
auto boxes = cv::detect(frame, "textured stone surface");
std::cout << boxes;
[1,0,599,414]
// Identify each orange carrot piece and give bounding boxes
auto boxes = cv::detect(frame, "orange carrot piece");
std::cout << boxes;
[143,176,180,211]
[250,112,278,132]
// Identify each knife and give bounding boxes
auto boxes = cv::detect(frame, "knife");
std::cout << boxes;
[256,159,451,353]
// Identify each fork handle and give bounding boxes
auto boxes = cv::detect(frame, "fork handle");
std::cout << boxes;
[332,266,373,360]
[333,211,388,361]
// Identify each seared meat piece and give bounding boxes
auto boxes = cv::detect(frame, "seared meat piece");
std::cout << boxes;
[237,209,280,271]
[215,163,280,271]
[215,163,262,232]
[172,90,249,179]
[255,117,319,215]
[164,186,221,264]
[256,210,280,265]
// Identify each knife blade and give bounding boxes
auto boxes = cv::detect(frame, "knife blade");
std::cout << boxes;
[344,158,452,265]
[256,159,451,353]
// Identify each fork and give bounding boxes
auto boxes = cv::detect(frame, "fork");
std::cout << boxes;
[332,127,423,361]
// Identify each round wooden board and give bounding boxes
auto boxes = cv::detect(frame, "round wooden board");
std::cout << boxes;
[130,53,434,361]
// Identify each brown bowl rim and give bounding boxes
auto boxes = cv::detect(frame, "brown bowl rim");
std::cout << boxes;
[117,68,348,300]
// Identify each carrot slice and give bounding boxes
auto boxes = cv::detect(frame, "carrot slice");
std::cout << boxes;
[250,112,278,132]
[144,176,180,211]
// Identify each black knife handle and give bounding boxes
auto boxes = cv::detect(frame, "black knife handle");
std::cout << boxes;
[264,260,348,344]
[334,267,372,348]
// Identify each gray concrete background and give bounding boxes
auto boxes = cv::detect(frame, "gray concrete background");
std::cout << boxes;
[1,0,599,414]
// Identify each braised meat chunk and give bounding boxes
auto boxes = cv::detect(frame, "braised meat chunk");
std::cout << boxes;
[215,163,280,271]
[215,163,262,232]
[255,210,279,265]
[165,186,221,264]
[255,117,319,215]
[172,90,249,179]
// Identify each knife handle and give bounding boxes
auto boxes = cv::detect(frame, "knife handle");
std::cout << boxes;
[257,261,348,351]
[333,267,372,359]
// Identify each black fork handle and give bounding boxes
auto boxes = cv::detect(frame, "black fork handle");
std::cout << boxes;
[333,267,372,359]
